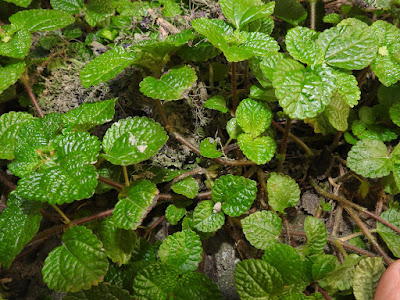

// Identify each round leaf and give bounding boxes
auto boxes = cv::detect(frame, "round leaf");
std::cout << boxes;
[200,138,223,158]
[158,230,202,273]
[192,200,225,233]
[102,117,168,166]
[0,62,26,94]
[165,204,186,225]
[236,98,272,137]
[267,172,300,213]
[241,210,282,249]
[63,283,132,300]
[211,175,257,217]
[42,226,108,292]
[311,254,338,281]
[390,102,400,127]
[226,118,244,139]
[204,95,228,113]
[353,257,385,300]
[237,133,276,165]
[171,177,199,199]
[172,272,223,300]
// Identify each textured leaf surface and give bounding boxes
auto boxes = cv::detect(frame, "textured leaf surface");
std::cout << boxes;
[353,257,385,300]
[347,139,392,178]
[304,216,327,255]
[316,19,377,70]
[102,117,168,166]
[139,66,197,101]
[390,102,400,126]
[370,21,400,87]
[0,62,26,94]
[200,138,223,158]
[50,0,84,13]
[2,0,32,7]
[285,27,322,65]
[250,52,286,84]
[113,179,158,230]
[333,70,360,107]
[262,244,307,285]
[212,175,257,217]
[236,98,272,137]
[219,0,275,30]
[322,91,350,132]
[165,204,186,225]
[0,30,32,58]
[9,9,74,32]
[0,111,33,160]
[42,226,108,292]
[0,192,42,268]
[85,0,115,26]
[171,177,199,199]
[16,154,98,204]
[173,272,223,300]
[159,230,202,273]
[98,218,136,266]
[352,120,398,142]
[63,283,132,300]
[377,208,400,257]
[311,254,338,281]
[226,118,244,139]
[273,59,335,119]
[63,99,116,131]
[204,95,228,113]
[235,259,283,299]
[237,134,276,165]
[80,47,137,88]
[267,172,300,213]
[178,42,221,62]
[274,0,307,26]
[241,210,282,249]
[192,200,225,233]
[191,18,231,52]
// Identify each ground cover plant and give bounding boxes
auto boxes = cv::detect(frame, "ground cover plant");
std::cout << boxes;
[1,0,400,299]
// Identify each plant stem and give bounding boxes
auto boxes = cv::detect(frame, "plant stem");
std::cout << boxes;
[20,74,44,118]
[169,167,205,186]
[122,166,130,187]
[339,229,377,242]
[156,99,172,132]
[231,62,238,113]
[243,60,250,91]
[310,1,316,30]
[50,204,71,224]
[344,205,392,265]
[98,176,123,190]
[0,171,16,190]
[272,120,314,157]
[277,118,292,172]
[310,178,400,235]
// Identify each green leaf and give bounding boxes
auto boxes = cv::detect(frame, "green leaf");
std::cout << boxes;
[376,208,400,257]
[97,217,136,266]
[191,18,231,52]
[172,272,223,300]
[192,200,225,233]
[241,210,282,249]
[158,0,182,17]
[50,0,84,13]
[219,0,275,30]
[322,91,350,132]
[333,69,360,107]
[245,17,274,35]
[80,47,137,88]
[200,138,223,159]
[323,13,341,24]
[171,177,199,199]
[16,154,98,204]
[2,0,32,7]
[42,226,108,292]
[226,118,244,139]
[0,192,42,268]
[63,283,133,300]
[274,0,307,26]
[212,174,257,217]
[249,52,286,84]
[280,294,309,300]
[0,30,32,59]
[249,84,277,102]
[272,59,335,119]
[165,204,186,225]
[262,244,308,286]
[267,172,300,213]
[102,117,168,166]
[285,27,322,65]
[132,262,178,300]
[311,254,338,281]
[63,99,116,131]
[235,259,283,299]
[0,111,34,160]
[236,98,272,137]
[347,139,392,178]
[352,120,398,142]
[304,216,327,256]
[390,102,400,126]
[139,66,197,101]
[159,230,202,273]
[0,61,26,95]
[113,179,158,230]
[316,18,377,70]
[353,257,385,300]
[204,95,228,113]
[237,134,276,165]
[370,21,400,87]
[178,42,221,62]
[9,9,75,33]
[85,0,115,27]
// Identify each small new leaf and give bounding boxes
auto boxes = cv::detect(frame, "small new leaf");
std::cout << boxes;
[50,0,84,14]
[193,200,225,233]
[267,172,300,213]
[204,95,228,113]
[304,216,327,256]
[236,98,272,137]
[237,134,276,165]
[171,177,199,199]
[200,138,223,159]
[42,226,108,292]
[0,62,26,95]
[165,204,186,225]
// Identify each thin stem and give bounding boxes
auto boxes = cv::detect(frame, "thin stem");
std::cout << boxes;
[231,62,238,113]
[344,206,392,265]
[156,99,172,132]
[98,176,123,190]
[20,74,44,118]
[315,284,333,300]
[339,229,377,242]
[277,118,291,172]
[244,60,250,91]
[208,61,214,89]
[123,166,130,187]
[51,204,70,224]
[272,120,314,157]
[310,1,316,30]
